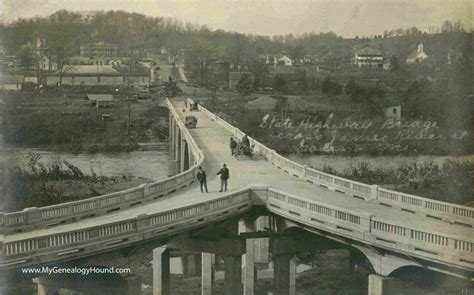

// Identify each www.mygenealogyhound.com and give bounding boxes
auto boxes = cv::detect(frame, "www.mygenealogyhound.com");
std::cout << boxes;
[21,266,131,276]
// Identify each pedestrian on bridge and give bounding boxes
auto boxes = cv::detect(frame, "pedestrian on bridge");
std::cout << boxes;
[197,166,208,193]
[217,164,230,192]
[230,136,237,155]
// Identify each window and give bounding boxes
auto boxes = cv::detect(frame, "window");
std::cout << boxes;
[393,108,397,114]
[98,76,101,82]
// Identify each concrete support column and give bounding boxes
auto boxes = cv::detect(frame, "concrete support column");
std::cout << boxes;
[153,247,171,295]
[180,140,186,173]
[254,216,269,265]
[125,275,142,295]
[224,256,242,295]
[181,253,201,277]
[368,274,404,295]
[243,238,255,295]
[273,254,296,295]
[32,278,60,295]
[202,253,214,295]
[169,113,173,152]
[173,126,179,161]
[240,220,256,295]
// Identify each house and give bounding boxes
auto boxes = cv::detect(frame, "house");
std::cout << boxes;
[277,56,293,66]
[352,47,384,68]
[38,55,57,71]
[229,72,254,89]
[384,105,401,121]
[80,42,118,58]
[1,75,24,91]
[133,85,150,100]
[46,65,150,87]
[406,43,428,64]
[86,94,115,108]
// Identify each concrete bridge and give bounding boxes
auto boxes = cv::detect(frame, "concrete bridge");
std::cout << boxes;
[0,98,473,295]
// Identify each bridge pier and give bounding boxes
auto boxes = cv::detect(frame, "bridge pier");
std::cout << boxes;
[273,254,296,295]
[368,274,405,295]
[153,247,171,295]
[33,278,60,295]
[201,253,215,295]
[181,252,201,277]
[224,255,243,295]
[180,139,190,173]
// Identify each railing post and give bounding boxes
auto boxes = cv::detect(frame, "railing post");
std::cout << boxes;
[25,207,40,226]
[302,165,308,178]
[371,185,379,200]
[136,214,149,231]
[270,150,276,164]
[140,183,150,200]
[0,212,4,234]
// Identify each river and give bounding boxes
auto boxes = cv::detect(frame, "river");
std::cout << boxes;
[0,148,172,181]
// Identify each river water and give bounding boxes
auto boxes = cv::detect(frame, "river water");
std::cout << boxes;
[0,149,172,181]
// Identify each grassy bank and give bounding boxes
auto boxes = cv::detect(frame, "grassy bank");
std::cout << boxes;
[1,152,152,212]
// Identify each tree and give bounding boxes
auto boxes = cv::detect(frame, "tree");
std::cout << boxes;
[273,75,287,93]
[44,11,81,91]
[289,45,305,64]
[184,42,215,86]
[321,77,342,96]
[236,73,253,96]
[17,44,37,71]
[390,55,400,71]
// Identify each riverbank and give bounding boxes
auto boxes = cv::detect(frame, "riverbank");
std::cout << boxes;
[290,154,473,205]
[0,150,171,212]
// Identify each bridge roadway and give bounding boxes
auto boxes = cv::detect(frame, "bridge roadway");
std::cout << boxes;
[2,100,469,243]
[1,99,473,295]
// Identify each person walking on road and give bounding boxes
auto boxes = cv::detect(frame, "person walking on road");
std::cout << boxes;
[217,164,230,192]
[197,166,208,193]
[230,136,237,156]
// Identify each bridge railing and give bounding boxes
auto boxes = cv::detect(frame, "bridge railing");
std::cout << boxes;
[195,99,474,226]
[0,99,204,235]
[0,188,252,268]
[265,188,474,270]
[1,186,473,272]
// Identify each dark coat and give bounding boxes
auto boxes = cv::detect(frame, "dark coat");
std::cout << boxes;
[197,170,207,182]
[217,167,230,180]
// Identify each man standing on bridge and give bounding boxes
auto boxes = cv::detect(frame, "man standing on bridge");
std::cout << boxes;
[217,164,230,192]
[197,166,208,193]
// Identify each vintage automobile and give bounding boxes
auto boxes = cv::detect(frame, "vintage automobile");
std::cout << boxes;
[185,115,198,128]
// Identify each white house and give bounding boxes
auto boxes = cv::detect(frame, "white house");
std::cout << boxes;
[406,43,428,64]
[353,47,384,68]
[277,55,293,66]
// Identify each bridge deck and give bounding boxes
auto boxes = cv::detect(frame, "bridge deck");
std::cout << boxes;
[3,100,472,243]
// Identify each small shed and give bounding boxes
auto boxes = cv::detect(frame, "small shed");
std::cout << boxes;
[385,105,401,121]
[2,75,24,91]
[86,94,115,108]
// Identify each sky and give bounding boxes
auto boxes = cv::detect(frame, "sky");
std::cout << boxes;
[0,0,472,37]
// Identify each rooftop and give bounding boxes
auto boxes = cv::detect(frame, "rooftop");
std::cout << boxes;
[2,75,24,84]
[86,94,114,102]
[355,47,383,56]
[64,65,118,74]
